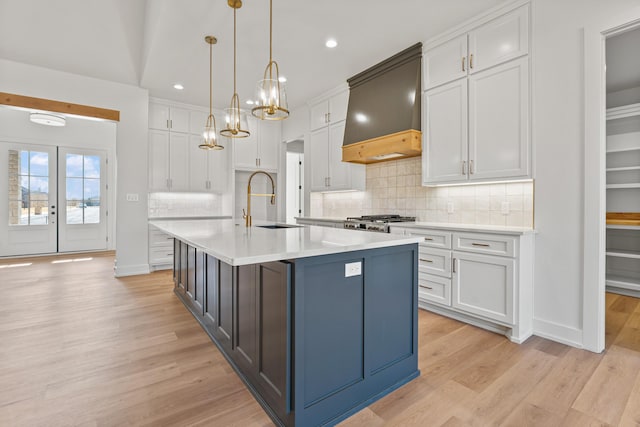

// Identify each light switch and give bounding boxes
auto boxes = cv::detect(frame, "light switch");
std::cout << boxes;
[345,261,362,277]
[126,193,139,202]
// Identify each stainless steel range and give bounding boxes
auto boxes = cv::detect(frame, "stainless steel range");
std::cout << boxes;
[344,214,416,233]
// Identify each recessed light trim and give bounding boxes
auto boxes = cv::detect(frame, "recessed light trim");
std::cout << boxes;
[326,38,338,48]
[30,113,66,127]
[173,83,184,90]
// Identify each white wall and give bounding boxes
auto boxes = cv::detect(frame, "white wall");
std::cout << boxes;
[0,59,150,276]
[531,0,640,346]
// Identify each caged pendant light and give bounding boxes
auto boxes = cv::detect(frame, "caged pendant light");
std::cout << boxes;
[199,35,224,150]
[220,0,250,138]
[251,0,289,120]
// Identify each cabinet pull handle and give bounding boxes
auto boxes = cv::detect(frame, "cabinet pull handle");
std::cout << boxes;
[469,160,475,174]
[462,161,467,175]
[462,57,466,72]
[166,178,170,188]
[424,237,434,241]
[424,286,433,290]
[470,54,474,69]
[452,258,456,273]
[472,243,490,247]
[419,258,434,263]
[166,119,170,129]
[328,112,331,123]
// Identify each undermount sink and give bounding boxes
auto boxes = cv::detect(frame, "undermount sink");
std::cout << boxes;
[256,224,302,229]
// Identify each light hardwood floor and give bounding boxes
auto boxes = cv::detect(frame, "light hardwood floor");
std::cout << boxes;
[1,253,639,426]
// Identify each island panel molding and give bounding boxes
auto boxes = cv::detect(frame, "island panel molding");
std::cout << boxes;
[0,92,120,121]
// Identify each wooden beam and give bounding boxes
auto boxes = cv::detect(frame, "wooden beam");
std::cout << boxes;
[0,92,120,122]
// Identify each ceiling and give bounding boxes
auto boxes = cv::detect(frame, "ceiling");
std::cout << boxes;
[606,26,640,93]
[0,0,510,110]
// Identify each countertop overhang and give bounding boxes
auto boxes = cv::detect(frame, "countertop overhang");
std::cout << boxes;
[149,218,422,266]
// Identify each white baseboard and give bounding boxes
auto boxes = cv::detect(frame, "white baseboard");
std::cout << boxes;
[114,263,150,277]
[533,318,583,349]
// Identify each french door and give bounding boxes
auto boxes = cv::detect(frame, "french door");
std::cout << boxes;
[0,142,108,256]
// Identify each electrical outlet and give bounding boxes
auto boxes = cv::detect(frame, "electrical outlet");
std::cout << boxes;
[126,193,139,202]
[447,202,455,214]
[345,261,362,277]
[501,201,510,215]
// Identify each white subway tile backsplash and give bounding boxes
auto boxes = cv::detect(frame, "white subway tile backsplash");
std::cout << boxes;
[312,157,533,227]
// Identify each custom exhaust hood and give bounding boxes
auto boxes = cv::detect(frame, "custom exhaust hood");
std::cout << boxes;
[342,43,422,164]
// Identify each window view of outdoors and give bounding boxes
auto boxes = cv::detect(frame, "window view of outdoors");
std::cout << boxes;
[8,150,49,226]
[66,154,100,225]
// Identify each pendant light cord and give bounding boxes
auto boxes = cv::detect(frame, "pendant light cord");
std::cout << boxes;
[209,40,213,117]
[233,7,237,94]
[269,0,273,81]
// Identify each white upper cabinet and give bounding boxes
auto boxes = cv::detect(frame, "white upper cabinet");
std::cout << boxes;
[233,117,280,171]
[423,79,468,184]
[468,57,529,180]
[307,87,364,192]
[423,4,528,91]
[468,5,529,74]
[188,110,209,136]
[149,102,189,133]
[309,122,365,192]
[149,130,189,191]
[424,35,468,90]
[309,89,350,131]
[257,121,281,171]
[422,4,530,185]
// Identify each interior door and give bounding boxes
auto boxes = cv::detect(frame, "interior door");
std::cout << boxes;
[0,142,58,256]
[58,148,108,252]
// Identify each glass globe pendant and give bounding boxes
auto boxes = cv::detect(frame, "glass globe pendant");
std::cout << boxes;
[199,35,224,150]
[251,0,289,121]
[221,1,250,138]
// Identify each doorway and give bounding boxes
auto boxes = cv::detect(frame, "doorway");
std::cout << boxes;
[583,14,640,353]
[0,142,108,256]
[285,139,304,223]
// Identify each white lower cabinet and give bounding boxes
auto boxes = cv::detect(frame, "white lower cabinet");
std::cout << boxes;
[149,226,174,270]
[452,251,514,324]
[390,225,534,343]
[295,218,343,228]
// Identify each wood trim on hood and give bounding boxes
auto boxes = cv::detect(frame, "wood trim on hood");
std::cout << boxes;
[342,129,422,164]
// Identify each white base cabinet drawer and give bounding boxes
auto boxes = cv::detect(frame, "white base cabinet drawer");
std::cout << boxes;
[453,232,516,257]
[150,246,174,265]
[419,247,451,277]
[149,230,175,247]
[403,228,452,249]
[452,251,515,324]
[419,273,451,307]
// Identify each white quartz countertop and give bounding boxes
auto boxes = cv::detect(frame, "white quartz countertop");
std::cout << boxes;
[149,219,422,266]
[389,221,535,235]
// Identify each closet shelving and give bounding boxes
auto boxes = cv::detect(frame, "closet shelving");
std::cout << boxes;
[606,102,640,295]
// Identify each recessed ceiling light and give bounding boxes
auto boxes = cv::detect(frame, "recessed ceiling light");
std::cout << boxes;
[326,39,338,48]
[246,100,254,105]
[278,76,287,83]
[173,83,184,90]
[30,113,66,127]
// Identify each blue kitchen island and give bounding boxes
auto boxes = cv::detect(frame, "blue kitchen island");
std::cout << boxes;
[150,219,422,427]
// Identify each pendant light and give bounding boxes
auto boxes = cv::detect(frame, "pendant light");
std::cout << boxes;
[221,0,250,138]
[251,0,289,120]
[199,35,224,150]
